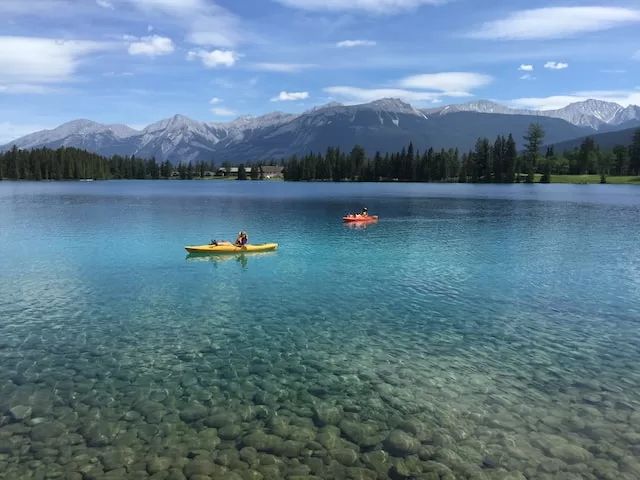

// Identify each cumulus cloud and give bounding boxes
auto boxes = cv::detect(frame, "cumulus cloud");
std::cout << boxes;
[127,35,174,56]
[519,74,534,80]
[187,49,238,67]
[96,0,113,8]
[544,61,568,69]
[336,40,376,47]
[272,0,445,13]
[468,6,640,40]
[209,97,222,104]
[211,107,236,116]
[508,89,640,110]
[518,64,533,71]
[271,91,309,101]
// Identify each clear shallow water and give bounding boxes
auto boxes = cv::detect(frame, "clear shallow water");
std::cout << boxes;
[1,180,640,480]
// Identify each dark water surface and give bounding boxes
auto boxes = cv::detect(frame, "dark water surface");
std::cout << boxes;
[1,180,639,480]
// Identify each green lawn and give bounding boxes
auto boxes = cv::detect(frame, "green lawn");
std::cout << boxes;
[533,174,640,184]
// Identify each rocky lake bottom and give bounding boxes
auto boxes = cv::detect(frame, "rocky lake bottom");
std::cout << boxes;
[1,303,639,480]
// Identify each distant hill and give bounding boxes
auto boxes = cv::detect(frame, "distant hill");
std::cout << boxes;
[549,125,640,152]
[2,98,638,163]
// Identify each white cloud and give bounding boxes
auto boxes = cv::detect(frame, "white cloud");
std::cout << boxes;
[273,0,445,13]
[250,63,316,72]
[397,72,493,92]
[323,86,443,104]
[209,97,222,104]
[336,40,376,47]
[187,49,238,67]
[211,107,236,116]
[96,0,113,8]
[508,90,640,110]
[127,35,174,56]
[519,74,534,80]
[600,69,626,73]
[325,71,492,105]
[518,64,533,71]
[123,0,247,47]
[633,50,640,60]
[544,61,568,70]
[468,6,640,40]
[271,91,309,101]
[0,36,116,85]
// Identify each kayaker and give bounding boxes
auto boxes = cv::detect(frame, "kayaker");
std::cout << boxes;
[235,231,248,247]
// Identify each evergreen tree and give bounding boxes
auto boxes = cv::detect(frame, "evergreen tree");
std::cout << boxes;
[630,128,640,175]
[539,144,554,183]
[577,136,598,175]
[237,164,247,180]
[612,144,629,176]
[523,123,545,183]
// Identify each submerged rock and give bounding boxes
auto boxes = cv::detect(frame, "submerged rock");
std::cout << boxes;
[313,404,343,426]
[180,404,209,423]
[30,420,66,442]
[241,431,280,452]
[383,430,420,457]
[549,444,593,464]
[9,405,32,421]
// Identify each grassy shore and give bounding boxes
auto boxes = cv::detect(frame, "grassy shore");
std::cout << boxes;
[185,176,283,181]
[532,174,640,184]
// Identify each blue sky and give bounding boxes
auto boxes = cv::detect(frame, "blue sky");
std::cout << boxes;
[2,0,640,142]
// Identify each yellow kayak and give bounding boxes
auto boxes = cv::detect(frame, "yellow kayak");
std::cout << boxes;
[184,243,278,254]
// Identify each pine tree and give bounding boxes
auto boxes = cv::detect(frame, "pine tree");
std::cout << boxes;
[630,128,640,175]
[523,123,545,183]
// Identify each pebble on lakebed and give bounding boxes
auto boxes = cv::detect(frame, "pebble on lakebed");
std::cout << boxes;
[1,310,640,480]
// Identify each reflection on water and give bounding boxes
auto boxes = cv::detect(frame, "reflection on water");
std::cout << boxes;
[185,251,278,267]
[344,219,378,229]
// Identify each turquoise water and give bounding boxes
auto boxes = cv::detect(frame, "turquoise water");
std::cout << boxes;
[1,180,640,480]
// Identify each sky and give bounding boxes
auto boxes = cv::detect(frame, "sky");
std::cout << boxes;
[2,0,640,143]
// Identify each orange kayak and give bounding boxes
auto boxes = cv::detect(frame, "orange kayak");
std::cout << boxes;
[343,215,378,222]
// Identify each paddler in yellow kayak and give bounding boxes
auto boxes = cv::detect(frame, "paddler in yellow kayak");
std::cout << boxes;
[210,231,248,248]
[235,231,248,247]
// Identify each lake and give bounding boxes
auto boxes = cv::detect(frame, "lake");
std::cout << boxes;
[1,180,640,480]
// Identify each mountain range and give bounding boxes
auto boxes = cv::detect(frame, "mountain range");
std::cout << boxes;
[2,98,639,163]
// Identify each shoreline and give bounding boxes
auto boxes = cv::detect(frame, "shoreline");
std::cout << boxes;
[1,175,639,185]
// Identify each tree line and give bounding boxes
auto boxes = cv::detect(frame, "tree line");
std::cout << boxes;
[0,145,279,181]
[283,124,640,183]
[2,124,640,182]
